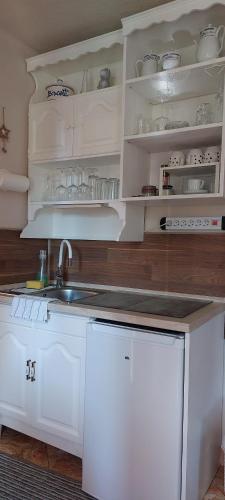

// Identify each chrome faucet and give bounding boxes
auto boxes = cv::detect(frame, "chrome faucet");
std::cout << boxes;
[56,239,73,288]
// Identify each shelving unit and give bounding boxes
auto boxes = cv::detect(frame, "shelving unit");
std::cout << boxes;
[22,0,225,240]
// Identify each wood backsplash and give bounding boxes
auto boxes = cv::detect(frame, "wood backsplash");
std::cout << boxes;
[50,233,225,298]
[0,230,47,285]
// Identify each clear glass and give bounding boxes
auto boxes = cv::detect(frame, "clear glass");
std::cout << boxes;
[88,174,99,200]
[67,168,78,200]
[55,168,67,201]
[195,103,211,125]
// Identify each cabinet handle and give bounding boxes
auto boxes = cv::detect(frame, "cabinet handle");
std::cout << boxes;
[30,361,36,382]
[65,125,73,130]
[26,359,31,380]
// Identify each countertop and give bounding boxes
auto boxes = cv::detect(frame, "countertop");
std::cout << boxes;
[0,282,224,333]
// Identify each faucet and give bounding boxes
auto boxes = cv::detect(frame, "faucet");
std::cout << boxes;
[56,240,73,288]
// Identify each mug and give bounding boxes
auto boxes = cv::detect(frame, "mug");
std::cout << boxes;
[161,52,181,70]
[204,146,221,163]
[187,178,204,192]
[135,54,159,77]
[169,150,185,166]
[186,148,203,165]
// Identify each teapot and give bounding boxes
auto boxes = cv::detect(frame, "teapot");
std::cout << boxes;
[195,24,225,62]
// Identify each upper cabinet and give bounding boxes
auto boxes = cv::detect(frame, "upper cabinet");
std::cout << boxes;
[29,99,74,161]
[29,87,121,162]
[76,87,121,157]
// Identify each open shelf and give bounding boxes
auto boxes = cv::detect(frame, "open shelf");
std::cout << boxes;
[122,193,223,205]
[126,57,225,104]
[124,123,223,153]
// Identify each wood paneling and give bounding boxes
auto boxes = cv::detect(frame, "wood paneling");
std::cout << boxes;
[50,233,225,298]
[0,231,47,285]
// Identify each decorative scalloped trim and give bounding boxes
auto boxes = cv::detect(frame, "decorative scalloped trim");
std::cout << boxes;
[27,30,123,72]
[122,0,225,36]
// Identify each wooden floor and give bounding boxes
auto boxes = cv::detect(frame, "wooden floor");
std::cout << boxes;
[0,427,223,499]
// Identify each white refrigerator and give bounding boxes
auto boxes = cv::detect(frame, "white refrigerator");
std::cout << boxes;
[82,321,185,500]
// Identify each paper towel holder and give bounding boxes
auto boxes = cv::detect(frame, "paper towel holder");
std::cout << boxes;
[0,169,29,192]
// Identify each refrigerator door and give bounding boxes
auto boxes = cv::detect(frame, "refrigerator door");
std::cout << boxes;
[83,322,184,500]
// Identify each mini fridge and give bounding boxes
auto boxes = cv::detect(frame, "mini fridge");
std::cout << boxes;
[82,320,185,500]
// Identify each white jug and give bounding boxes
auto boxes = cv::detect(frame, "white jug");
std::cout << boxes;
[196,24,225,62]
[135,54,159,77]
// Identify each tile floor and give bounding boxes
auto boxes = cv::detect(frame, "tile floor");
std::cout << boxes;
[0,426,223,499]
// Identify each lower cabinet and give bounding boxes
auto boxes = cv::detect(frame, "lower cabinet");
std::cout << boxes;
[0,306,88,457]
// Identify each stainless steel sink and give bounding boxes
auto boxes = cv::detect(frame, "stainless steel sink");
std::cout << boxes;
[35,287,99,303]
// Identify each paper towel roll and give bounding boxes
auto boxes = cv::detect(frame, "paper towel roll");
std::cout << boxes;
[0,169,29,192]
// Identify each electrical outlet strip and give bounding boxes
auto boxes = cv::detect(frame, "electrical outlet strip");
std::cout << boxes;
[160,216,225,231]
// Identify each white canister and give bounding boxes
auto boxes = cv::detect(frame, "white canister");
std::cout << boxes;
[186,148,204,165]
[161,52,181,70]
[135,54,159,77]
[204,146,221,163]
[169,150,185,166]
[46,79,75,100]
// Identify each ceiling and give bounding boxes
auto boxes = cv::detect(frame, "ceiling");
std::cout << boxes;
[1,0,172,53]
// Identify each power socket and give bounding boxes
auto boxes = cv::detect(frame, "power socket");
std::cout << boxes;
[160,216,225,231]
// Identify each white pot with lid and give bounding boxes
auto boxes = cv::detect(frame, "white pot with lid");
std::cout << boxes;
[46,79,75,100]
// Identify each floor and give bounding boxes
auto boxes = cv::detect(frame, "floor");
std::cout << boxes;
[0,426,223,499]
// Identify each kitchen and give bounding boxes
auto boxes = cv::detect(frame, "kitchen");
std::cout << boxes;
[0,0,225,499]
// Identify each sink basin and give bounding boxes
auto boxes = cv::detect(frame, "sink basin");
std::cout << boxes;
[35,287,98,303]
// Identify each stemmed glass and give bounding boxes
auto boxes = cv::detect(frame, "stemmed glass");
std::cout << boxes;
[67,168,78,201]
[55,168,67,201]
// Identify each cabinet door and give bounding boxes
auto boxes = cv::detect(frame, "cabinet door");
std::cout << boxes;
[0,321,32,423]
[75,87,121,156]
[83,327,132,500]
[29,99,74,161]
[33,329,86,456]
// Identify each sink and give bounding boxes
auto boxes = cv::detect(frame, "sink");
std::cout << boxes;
[35,287,99,303]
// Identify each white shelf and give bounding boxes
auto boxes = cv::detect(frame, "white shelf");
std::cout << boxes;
[124,123,223,153]
[160,162,219,176]
[126,57,225,104]
[122,193,223,204]
[31,199,120,207]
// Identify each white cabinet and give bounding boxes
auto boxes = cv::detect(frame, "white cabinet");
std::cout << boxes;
[0,321,32,424]
[0,305,88,457]
[29,99,74,161]
[29,87,122,162]
[76,87,121,156]
[33,329,85,454]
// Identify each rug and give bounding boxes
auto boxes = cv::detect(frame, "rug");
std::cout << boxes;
[0,453,96,500]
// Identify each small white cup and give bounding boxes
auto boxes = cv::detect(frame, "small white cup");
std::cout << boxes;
[204,146,221,164]
[186,148,203,165]
[169,150,185,166]
[187,178,204,192]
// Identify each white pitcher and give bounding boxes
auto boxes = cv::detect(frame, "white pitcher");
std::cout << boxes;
[135,54,159,77]
[196,24,225,62]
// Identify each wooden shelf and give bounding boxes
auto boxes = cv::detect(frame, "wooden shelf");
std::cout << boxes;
[126,57,225,104]
[124,123,223,153]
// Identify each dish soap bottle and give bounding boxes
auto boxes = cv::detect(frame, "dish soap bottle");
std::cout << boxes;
[37,249,48,287]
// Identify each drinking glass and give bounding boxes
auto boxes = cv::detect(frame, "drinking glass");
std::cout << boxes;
[195,103,211,125]
[55,168,67,201]
[67,168,78,200]
[88,174,99,200]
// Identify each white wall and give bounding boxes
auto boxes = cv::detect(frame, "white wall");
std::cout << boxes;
[0,29,35,229]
